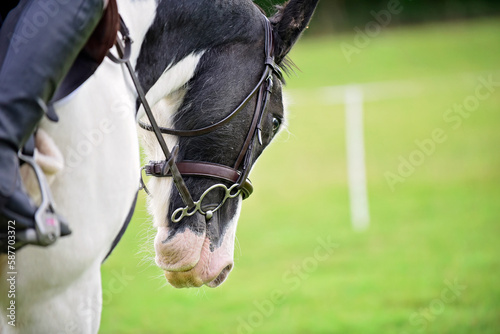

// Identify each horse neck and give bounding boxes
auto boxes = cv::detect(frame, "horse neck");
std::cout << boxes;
[116,0,158,67]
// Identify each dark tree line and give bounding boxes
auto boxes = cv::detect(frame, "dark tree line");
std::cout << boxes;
[255,0,500,33]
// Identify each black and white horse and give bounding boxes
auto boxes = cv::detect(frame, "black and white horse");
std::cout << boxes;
[0,0,318,332]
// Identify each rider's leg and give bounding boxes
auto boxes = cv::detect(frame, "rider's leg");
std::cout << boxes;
[0,0,104,251]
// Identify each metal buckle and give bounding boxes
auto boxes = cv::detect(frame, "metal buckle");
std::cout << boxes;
[143,146,180,178]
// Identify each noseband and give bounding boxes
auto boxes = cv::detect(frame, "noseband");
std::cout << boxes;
[116,16,279,223]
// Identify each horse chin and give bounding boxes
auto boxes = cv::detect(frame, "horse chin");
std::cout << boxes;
[154,216,237,288]
[162,236,234,288]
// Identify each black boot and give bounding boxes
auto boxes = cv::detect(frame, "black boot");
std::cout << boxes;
[0,0,104,252]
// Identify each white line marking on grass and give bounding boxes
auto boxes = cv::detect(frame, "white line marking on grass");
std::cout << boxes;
[345,86,370,231]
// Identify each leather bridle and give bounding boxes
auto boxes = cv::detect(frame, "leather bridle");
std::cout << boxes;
[114,16,279,223]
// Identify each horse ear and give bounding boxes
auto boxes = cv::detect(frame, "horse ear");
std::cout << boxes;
[270,0,319,64]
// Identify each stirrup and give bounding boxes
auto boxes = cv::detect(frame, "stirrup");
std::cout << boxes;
[17,152,68,246]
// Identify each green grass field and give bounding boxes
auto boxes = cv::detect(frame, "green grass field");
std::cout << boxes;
[100,18,500,333]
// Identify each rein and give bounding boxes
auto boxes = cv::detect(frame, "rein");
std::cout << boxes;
[112,20,196,209]
[110,16,278,223]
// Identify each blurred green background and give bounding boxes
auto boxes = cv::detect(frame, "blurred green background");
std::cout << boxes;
[101,1,499,333]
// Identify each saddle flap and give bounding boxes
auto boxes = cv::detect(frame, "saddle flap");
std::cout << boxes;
[50,0,119,104]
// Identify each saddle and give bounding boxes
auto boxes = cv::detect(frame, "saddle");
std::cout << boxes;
[1,0,120,107]
[49,0,120,107]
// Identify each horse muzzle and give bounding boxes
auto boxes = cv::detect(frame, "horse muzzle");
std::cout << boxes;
[153,208,239,288]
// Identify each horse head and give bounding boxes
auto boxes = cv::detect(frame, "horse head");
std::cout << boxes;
[137,0,318,288]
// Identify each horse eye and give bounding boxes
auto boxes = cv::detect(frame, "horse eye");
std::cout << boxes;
[272,117,281,132]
